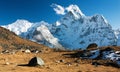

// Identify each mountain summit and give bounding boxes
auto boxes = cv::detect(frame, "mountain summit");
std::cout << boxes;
[66,5,85,18]
[2,4,118,50]
[2,19,33,35]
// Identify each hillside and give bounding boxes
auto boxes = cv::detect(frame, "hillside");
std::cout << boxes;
[0,27,50,52]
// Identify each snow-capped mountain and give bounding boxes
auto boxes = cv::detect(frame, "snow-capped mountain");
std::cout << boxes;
[51,5,116,49]
[23,21,64,49]
[2,19,33,35]
[2,4,118,50]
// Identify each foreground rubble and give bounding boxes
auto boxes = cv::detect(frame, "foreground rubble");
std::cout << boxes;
[0,46,120,72]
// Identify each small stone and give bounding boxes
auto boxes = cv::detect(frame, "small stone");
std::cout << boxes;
[5,62,10,65]
[65,62,72,66]
[56,60,60,63]
[59,59,64,62]
[1,53,3,54]
[2,50,9,54]
[68,64,71,66]
[56,59,65,63]
[31,49,40,53]
[35,50,39,53]
[25,49,31,53]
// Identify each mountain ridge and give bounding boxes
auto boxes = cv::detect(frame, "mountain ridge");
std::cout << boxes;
[1,4,119,50]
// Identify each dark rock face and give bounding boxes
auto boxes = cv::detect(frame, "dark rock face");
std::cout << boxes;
[28,57,44,66]
[87,43,98,49]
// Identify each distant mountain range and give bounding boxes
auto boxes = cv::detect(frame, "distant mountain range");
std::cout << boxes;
[2,5,120,50]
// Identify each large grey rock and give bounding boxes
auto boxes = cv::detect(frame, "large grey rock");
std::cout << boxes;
[28,57,44,66]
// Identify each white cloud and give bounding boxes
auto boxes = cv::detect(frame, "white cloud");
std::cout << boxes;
[51,3,65,15]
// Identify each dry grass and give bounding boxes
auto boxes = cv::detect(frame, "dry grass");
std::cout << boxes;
[0,50,120,72]
[0,27,50,52]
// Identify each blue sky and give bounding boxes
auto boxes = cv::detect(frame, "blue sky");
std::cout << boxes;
[0,0,120,29]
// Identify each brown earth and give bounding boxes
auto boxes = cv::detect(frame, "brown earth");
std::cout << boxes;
[0,48,120,72]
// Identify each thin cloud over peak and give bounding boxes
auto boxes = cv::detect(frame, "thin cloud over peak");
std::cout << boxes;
[51,3,65,15]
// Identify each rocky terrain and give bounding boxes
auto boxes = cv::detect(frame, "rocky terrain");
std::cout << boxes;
[0,27,120,72]
[0,46,120,72]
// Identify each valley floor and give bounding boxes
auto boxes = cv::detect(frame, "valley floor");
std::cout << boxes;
[0,49,120,72]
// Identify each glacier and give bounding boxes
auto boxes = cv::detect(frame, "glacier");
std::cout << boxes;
[1,4,119,50]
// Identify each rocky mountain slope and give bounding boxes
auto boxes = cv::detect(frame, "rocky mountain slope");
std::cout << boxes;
[2,5,118,50]
[117,34,120,46]
[0,27,49,52]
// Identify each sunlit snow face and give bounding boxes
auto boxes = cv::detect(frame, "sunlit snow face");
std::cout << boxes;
[1,4,119,50]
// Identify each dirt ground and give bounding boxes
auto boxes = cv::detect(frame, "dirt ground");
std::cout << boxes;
[0,50,120,72]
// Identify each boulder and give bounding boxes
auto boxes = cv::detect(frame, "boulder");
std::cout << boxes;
[87,43,98,49]
[28,57,44,66]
